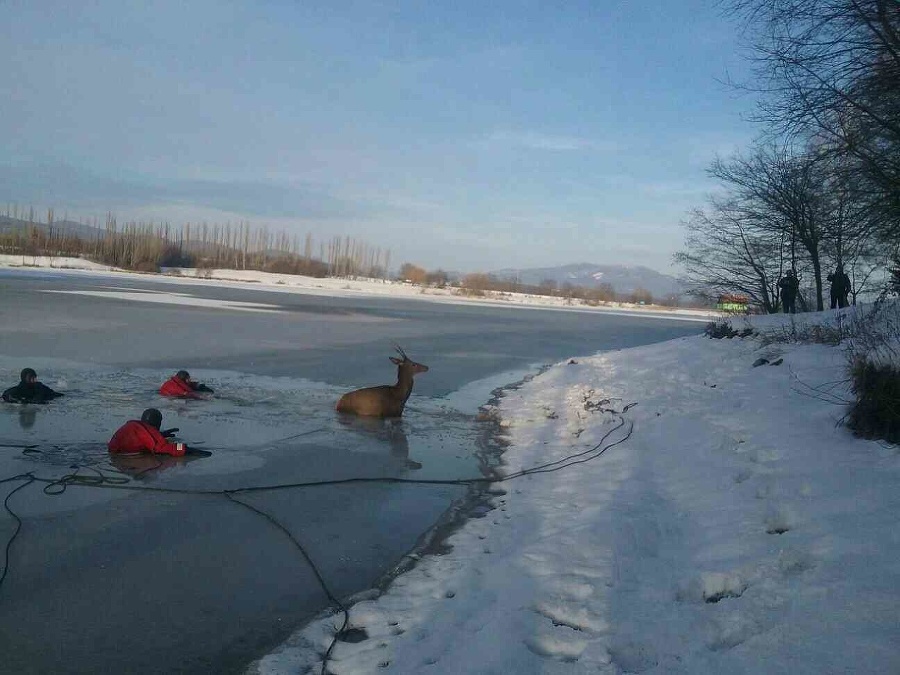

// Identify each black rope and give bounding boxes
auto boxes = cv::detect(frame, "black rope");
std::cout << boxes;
[42,465,129,496]
[24,413,633,497]
[265,427,332,444]
[224,492,345,608]
[223,492,350,675]
[0,406,637,675]
[0,474,35,590]
[500,416,629,479]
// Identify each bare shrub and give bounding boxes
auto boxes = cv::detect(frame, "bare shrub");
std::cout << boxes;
[264,257,299,275]
[266,256,329,277]
[847,358,900,443]
[454,287,485,298]
[196,264,214,279]
[845,303,900,365]
[159,244,194,268]
[461,273,493,292]
[705,318,754,339]
[398,263,427,284]
[131,259,159,273]
[757,320,849,346]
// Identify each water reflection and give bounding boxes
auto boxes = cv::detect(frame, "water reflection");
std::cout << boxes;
[18,407,37,429]
[336,415,423,471]
[107,452,206,480]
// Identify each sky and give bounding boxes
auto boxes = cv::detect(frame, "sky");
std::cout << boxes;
[1,1,755,274]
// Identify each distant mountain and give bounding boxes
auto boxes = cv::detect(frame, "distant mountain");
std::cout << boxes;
[0,215,238,256]
[490,263,684,299]
[0,215,103,240]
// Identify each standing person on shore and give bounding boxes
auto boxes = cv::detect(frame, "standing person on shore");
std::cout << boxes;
[159,370,214,399]
[828,265,851,309]
[2,368,64,404]
[778,270,800,314]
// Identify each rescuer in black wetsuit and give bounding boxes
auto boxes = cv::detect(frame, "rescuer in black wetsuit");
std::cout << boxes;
[2,368,64,404]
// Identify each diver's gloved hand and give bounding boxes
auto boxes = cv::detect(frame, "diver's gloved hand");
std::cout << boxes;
[161,427,179,438]
[196,384,214,393]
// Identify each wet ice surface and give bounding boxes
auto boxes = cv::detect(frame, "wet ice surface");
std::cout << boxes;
[0,267,702,387]
[0,360,497,512]
[0,269,701,674]
[0,357,496,675]
[0,267,698,513]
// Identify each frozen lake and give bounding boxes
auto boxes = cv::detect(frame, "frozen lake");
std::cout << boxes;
[0,268,702,674]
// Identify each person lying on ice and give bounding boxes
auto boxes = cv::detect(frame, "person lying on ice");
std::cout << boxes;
[2,368,65,404]
[159,370,214,399]
[108,408,189,456]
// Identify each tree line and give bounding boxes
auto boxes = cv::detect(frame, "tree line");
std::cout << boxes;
[0,206,391,280]
[396,262,678,306]
[676,0,899,313]
[1,206,683,307]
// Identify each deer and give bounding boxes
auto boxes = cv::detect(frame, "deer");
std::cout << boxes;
[335,346,429,418]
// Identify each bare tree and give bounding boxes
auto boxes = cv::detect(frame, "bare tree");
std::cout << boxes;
[730,0,900,236]
[676,199,786,313]
[398,262,427,284]
[814,145,889,301]
[710,144,830,308]
[46,208,55,267]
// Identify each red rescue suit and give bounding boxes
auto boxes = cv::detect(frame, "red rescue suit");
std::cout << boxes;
[108,420,186,456]
[159,376,204,399]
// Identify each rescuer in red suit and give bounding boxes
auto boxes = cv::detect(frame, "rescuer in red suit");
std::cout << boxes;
[159,370,214,399]
[108,408,187,456]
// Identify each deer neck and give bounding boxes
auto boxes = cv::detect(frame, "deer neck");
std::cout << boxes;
[393,369,415,402]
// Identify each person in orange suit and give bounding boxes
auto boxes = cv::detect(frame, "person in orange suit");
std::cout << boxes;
[108,408,187,456]
[159,370,214,399]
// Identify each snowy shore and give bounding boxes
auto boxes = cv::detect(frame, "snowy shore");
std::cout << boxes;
[252,307,900,675]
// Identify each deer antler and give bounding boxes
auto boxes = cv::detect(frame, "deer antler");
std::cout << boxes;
[394,344,409,360]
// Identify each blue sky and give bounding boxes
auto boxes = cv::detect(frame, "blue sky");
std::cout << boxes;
[2,1,753,274]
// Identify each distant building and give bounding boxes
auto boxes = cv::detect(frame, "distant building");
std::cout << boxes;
[716,293,749,314]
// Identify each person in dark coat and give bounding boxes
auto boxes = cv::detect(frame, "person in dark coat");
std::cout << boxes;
[828,265,852,309]
[2,368,64,404]
[778,270,800,314]
[159,370,214,399]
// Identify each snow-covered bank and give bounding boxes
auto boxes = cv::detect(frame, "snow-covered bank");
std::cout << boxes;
[0,254,116,272]
[0,255,713,322]
[252,308,900,675]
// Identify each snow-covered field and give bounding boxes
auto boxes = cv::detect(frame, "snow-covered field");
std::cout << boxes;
[252,308,900,675]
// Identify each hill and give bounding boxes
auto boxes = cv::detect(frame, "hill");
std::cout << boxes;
[0,215,102,240]
[490,263,683,299]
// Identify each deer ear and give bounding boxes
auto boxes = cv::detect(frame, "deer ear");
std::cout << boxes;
[390,356,402,364]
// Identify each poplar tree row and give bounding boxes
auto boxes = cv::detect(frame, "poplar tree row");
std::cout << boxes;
[0,206,391,280]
